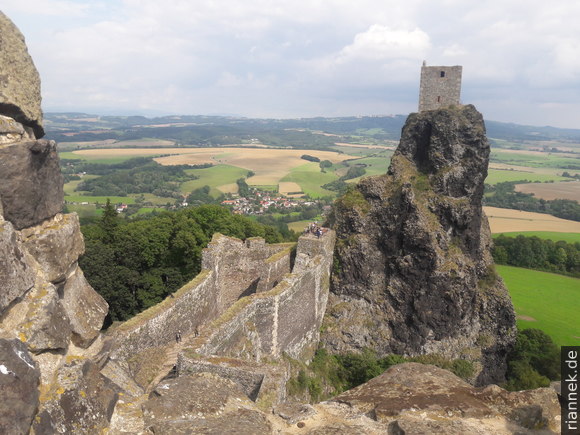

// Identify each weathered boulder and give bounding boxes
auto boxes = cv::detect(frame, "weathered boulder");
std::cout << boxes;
[33,360,118,434]
[0,338,40,435]
[0,115,34,144]
[323,105,516,384]
[327,363,560,434]
[61,266,108,348]
[0,219,35,312]
[0,11,44,138]
[2,283,71,353]
[143,373,273,434]
[0,140,63,229]
[22,213,85,283]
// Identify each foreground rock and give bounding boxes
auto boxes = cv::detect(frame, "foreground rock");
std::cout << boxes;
[323,105,516,384]
[0,11,44,138]
[0,339,40,435]
[143,373,273,434]
[0,139,63,230]
[323,363,560,434]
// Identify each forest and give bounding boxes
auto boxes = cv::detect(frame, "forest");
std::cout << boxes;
[492,234,580,277]
[79,202,284,325]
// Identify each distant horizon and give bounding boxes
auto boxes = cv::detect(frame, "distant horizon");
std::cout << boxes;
[42,109,580,132]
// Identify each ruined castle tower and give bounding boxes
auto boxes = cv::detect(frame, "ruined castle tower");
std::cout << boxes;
[418,62,462,111]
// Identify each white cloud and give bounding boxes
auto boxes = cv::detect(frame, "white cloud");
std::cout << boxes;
[337,25,430,63]
[2,0,580,126]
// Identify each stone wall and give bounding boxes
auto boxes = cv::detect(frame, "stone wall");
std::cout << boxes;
[194,231,335,362]
[108,234,293,362]
[418,64,462,112]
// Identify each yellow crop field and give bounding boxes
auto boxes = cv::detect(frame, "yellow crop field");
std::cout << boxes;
[484,206,580,233]
[155,148,354,185]
[278,182,303,195]
[216,183,239,194]
[515,181,580,202]
[71,147,355,186]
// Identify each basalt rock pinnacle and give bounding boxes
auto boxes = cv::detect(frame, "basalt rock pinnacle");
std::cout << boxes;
[323,104,517,385]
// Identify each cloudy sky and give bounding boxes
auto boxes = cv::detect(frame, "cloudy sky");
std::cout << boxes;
[3,0,580,127]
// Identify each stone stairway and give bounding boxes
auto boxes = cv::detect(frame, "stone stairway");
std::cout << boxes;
[145,342,183,394]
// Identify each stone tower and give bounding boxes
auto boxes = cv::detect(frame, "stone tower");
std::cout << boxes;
[418,61,462,112]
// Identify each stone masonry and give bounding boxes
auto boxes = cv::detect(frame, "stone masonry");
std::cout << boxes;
[418,62,462,112]
[107,234,294,364]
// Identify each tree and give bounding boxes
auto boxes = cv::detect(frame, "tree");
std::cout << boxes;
[504,328,560,391]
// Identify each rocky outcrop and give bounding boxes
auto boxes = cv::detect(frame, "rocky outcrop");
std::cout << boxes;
[0,218,35,311]
[0,338,40,435]
[323,105,516,384]
[0,139,63,230]
[21,213,85,283]
[0,12,112,434]
[142,373,273,434]
[324,363,560,434]
[32,360,118,434]
[0,11,44,138]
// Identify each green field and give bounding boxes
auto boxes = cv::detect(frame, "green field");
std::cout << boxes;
[497,265,580,346]
[59,152,141,164]
[280,163,338,198]
[64,194,136,204]
[485,169,567,185]
[491,150,580,169]
[181,164,249,197]
[494,231,580,243]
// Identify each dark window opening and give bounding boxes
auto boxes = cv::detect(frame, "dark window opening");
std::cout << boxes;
[437,96,441,103]
[440,71,445,78]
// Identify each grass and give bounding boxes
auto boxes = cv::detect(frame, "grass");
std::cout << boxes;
[59,152,137,164]
[494,231,580,243]
[485,169,568,185]
[64,194,136,204]
[491,149,580,169]
[280,163,338,198]
[497,265,580,346]
[181,164,249,197]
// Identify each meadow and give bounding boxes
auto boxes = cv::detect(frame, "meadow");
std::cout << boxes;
[497,265,580,346]
[484,169,568,184]
[493,231,580,243]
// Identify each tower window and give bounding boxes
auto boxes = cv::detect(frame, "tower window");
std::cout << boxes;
[440,71,445,78]
[437,96,441,102]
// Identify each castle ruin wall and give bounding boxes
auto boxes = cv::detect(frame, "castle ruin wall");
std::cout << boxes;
[108,234,293,363]
[194,230,335,362]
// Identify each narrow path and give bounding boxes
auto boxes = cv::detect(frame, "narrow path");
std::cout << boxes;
[145,330,200,393]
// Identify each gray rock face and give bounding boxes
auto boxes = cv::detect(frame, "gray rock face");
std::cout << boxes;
[0,115,34,144]
[11,283,71,353]
[32,360,118,434]
[328,363,560,434]
[143,373,273,434]
[22,213,85,283]
[0,339,40,435]
[0,12,44,138]
[0,219,35,312]
[0,140,64,229]
[61,266,108,348]
[323,105,516,384]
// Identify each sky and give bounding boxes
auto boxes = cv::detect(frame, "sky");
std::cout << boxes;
[2,0,580,128]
